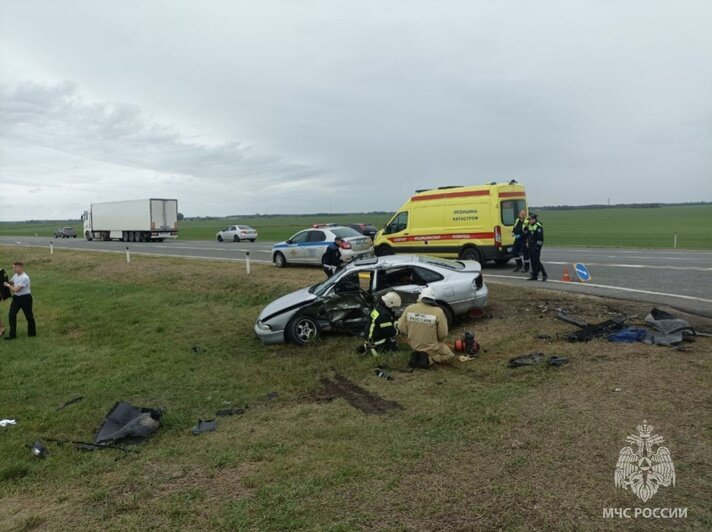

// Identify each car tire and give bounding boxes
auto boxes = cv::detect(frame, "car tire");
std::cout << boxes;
[287,315,320,345]
[233,235,241,242]
[274,252,287,268]
[217,235,223,242]
[434,302,454,327]
[375,244,393,256]
[250,239,256,243]
[459,246,483,265]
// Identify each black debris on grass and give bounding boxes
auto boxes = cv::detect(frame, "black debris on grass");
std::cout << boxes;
[191,419,217,435]
[508,352,545,368]
[94,402,163,445]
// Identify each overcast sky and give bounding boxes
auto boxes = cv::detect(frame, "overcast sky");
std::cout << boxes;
[1,1,710,221]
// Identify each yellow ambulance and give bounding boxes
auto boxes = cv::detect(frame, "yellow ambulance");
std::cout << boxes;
[373,181,527,264]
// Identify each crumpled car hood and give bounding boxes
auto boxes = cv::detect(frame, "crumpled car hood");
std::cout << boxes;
[259,286,317,320]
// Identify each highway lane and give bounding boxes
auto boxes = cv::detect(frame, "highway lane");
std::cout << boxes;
[2,236,711,317]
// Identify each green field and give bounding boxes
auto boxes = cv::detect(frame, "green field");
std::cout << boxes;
[1,205,710,249]
[1,247,710,530]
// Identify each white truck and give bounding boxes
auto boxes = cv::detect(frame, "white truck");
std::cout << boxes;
[82,199,179,242]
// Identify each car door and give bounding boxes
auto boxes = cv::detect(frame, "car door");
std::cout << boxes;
[284,230,310,262]
[323,272,372,334]
[373,266,427,316]
[305,230,328,264]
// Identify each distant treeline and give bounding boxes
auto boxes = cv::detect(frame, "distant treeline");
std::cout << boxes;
[531,202,712,211]
[184,211,393,221]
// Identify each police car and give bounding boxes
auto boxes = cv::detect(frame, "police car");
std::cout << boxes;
[272,226,373,268]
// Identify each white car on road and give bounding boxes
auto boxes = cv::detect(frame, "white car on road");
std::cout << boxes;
[272,226,373,268]
[216,225,258,242]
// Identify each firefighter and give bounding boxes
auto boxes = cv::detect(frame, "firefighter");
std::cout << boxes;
[358,291,401,356]
[321,236,343,277]
[397,287,456,368]
[512,209,530,273]
[526,213,548,281]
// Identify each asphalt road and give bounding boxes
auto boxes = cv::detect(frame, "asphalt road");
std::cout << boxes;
[2,236,711,317]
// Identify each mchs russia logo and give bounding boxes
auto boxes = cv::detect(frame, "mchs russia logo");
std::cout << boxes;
[614,421,676,502]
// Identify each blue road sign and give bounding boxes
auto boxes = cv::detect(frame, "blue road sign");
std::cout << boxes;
[574,263,591,282]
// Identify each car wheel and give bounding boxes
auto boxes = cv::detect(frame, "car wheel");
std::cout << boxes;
[375,244,393,256]
[233,235,241,242]
[217,235,223,242]
[250,239,256,242]
[288,315,320,345]
[459,246,483,265]
[435,303,454,328]
[274,252,287,268]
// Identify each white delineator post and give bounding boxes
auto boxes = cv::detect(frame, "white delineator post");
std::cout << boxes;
[673,232,677,249]
[50,241,54,254]
[125,247,131,263]
[246,251,251,274]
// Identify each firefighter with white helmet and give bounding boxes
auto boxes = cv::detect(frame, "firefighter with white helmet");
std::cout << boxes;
[358,291,401,356]
[397,286,456,368]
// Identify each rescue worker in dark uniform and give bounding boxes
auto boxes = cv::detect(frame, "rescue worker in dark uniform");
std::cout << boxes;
[358,291,401,356]
[321,236,343,277]
[526,213,548,281]
[512,209,530,273]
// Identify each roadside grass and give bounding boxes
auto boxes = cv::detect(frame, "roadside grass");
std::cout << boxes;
[0,246,710,530]
[3,204,711,249]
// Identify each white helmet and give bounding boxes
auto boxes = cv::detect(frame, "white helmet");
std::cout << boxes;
[418,286,436,303]
[381,291,402,309]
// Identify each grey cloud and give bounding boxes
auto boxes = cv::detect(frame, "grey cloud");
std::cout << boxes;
[0,81,326,185]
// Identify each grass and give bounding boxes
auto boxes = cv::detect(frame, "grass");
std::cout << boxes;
[0,245,710,530]
[2,205,711,249]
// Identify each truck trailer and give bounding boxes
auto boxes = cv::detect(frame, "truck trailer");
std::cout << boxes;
[82,198,179,242]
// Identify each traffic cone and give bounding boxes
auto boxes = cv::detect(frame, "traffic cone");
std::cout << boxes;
[562,267,571,282]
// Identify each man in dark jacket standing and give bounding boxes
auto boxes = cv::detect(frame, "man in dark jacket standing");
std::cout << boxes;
[512,209,530,273]
[321,236,343,277]
[526,213,548,282]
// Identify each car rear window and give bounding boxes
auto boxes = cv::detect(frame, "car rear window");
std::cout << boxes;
[418,256,466,270]
[239,226,253,230]
[331,227,362,238]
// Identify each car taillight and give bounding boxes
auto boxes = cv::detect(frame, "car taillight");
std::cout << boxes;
[494,225,502,248]
[241,231,246,234]
[473,274,483,290]
[340,241,352,249]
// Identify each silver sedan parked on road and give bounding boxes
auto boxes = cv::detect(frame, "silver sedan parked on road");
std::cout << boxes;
[216,225,258,242]
[271,226,373,268]
[255,254,488,345]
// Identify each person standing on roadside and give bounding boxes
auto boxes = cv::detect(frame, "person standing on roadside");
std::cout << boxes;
[526,214,548,282]
[321,236,343,277]
[512,209,530,273]
[0,268,11,337]
[3,261,36,340]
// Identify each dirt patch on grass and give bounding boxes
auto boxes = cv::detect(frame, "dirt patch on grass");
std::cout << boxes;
[316,374,404,414]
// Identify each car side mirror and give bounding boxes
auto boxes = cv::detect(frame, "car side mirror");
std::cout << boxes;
[286,239,292,244]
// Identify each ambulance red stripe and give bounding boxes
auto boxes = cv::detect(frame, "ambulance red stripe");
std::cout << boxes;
[410,190,490,202]
[387,232,495,243]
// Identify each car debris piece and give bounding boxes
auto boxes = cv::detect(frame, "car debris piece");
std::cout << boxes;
[565,318,625,342]
[265,391,279,400]
[94,402,163,444]
[215,407,246,417]
[0,419,17,427]
[374,368,394,381]
[508,352,544,368]
[29,440,49,458]
[608,327,648,343]
[191,419,217,435]
[535,334,552,340]
[556,312,589,328]
[56,396,85,411]
[547,356,569,366]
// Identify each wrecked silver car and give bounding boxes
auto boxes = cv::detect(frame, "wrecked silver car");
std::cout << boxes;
[255,255,488,345]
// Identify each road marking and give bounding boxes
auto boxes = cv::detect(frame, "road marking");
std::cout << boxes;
[544,261,712,272]
[486,274,712,304]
